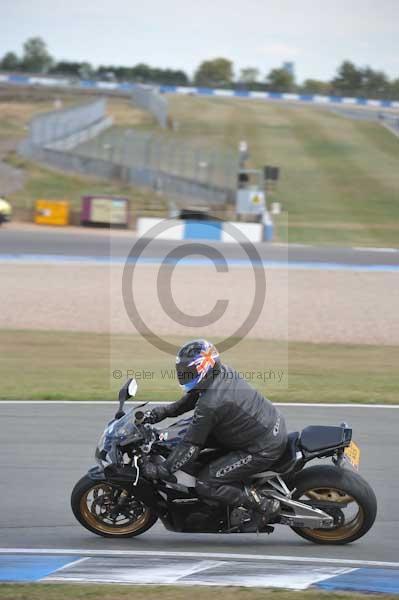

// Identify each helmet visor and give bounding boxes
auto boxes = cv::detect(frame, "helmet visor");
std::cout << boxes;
[176,364,199,388]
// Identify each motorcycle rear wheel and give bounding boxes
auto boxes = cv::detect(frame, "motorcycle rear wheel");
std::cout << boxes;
[71,475,158,538]
[290,465,377,544]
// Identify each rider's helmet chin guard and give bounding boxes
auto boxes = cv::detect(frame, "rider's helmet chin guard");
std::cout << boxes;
[176,339,221,392]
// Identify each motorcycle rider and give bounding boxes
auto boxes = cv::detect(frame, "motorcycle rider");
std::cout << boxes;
[143,339,288,528]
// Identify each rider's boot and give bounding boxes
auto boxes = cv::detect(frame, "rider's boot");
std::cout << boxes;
[240,487,280,532]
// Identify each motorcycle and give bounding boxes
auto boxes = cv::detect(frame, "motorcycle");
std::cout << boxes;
[71,378,377,544]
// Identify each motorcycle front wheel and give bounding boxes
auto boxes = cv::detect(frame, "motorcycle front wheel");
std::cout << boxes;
[71,474,158,538]
[290,465,377,544]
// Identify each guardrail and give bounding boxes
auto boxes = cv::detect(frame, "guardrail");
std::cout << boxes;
[20,145,231,205]
[28,98,110,146]
[131,84,168,128]
[2,72,399,109]
[18,96,238,206]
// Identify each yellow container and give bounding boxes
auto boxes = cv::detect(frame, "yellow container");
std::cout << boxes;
[0,198,12,222]
[35,200,69,226]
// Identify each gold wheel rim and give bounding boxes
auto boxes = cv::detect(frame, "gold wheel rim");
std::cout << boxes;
[80,483,151,535]
[299,487,365,542]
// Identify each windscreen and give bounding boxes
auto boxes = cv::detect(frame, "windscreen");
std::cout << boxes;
[97,408,141,457]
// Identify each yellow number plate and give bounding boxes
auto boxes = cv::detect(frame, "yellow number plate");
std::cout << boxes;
[344,441,361,470]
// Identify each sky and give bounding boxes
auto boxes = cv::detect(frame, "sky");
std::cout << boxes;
[1,0,398,82]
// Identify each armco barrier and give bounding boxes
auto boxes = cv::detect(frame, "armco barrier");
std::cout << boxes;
[161,86,399,109]
[137,217,270,243]
[29,99,108,146]
[2,72,399,109]
[46,116,113,150]
[131,84,168,128]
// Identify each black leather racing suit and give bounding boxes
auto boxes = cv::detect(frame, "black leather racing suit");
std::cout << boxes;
[161,364,288,507]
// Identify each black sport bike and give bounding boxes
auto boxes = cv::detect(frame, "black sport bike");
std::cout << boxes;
[71,379,377,544]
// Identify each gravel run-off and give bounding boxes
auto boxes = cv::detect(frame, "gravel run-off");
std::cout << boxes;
[1,263,398,345]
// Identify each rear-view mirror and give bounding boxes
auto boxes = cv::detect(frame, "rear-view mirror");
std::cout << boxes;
[128,378,138,397]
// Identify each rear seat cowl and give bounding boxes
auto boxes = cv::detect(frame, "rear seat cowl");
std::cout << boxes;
[299,425,350,453]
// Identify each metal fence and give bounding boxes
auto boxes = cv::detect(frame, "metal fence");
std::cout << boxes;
[75,127,238,192]
[19,143,231,205]
[131,84,168,128]
[29,98,109,145]
[380,113,399,136]
[19,100,238,206]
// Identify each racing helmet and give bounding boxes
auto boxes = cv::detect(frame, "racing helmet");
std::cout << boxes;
[176,339,221,392]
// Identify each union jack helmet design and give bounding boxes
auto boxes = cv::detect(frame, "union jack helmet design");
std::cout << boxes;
[176,339,220,392]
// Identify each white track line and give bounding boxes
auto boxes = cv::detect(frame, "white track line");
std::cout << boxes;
[1,548,398,569]
[352,247,398,253]
[0,401,398,408]
[50,556,90,573]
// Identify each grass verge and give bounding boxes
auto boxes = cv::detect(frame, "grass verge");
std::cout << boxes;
[0,585,396,600]
[0,95,148,140]
[0,95,167,215]
[2,94,399,245]
[77,95,399,246]
[1,330,397,403]
[167,97,399,246]
[5,152,167,214]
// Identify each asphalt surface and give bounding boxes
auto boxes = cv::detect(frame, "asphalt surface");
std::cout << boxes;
[1,226,399,265]
[329,107,388,122]
[1,403,397,562]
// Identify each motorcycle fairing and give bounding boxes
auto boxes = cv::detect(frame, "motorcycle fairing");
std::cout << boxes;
[156,416,191,448]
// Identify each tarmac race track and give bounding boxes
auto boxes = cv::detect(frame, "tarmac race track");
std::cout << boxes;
[1,225,399,267]
[1,402,398,563]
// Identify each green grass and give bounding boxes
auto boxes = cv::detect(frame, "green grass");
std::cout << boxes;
[5,153,167,214]
[0,95,88,140]
[0,96,168,215]
[1,330,397,403]
[1,95,399,245]
[76,95,399,246]
[0,585,396,600]
[164,97,399,246]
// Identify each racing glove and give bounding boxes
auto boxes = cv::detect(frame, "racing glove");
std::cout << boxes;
[164,442,200,473]
[144,405,170,424]
[140,442,200,481]
[141,457,176,482]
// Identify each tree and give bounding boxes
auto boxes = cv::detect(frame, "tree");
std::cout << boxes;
[78,62,94,79]
[194,58,233,87]
[390,78,399,100]
[131,63,153,82]
[159,69,189,86]
[301,79,331,95]
[1,51,20,71]
[361,66,389,98]
[50,61,79,76]
[239,67,260,84]
[50,61,92,77]
[266,68,295,92]
[91,63,189,85]
[331,61,362,96]
[21,37,53,73]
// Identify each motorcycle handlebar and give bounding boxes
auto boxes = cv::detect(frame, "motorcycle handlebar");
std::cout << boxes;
[135,410,146,424]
